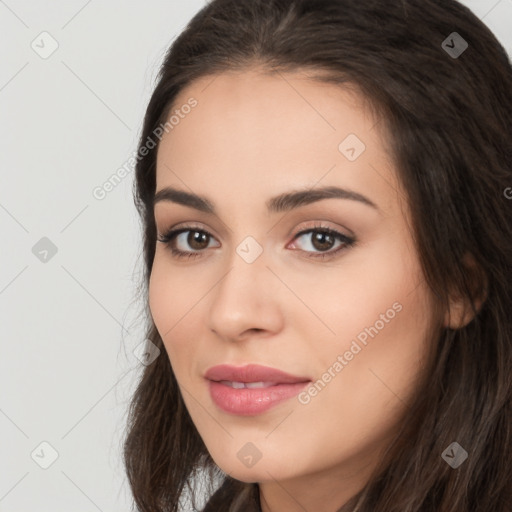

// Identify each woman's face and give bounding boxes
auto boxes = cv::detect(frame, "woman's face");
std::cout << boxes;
[149,68,438,509]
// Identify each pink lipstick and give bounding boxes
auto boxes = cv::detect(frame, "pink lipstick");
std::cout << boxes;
[204,363,311,415]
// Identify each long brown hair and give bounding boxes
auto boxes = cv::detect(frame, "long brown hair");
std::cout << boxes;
[123,0,512,510]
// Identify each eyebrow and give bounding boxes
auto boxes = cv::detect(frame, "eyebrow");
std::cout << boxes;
[153,185,379,213]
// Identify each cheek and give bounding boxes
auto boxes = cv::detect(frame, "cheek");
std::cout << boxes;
[279,235,416,347]
[292,283,434,469]
[148,256,197,334]
[148,261,185,362]
[299,234,433,402]
[148,262,170,332]
[148,257,206,377]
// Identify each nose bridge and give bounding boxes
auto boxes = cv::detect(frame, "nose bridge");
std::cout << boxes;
[207,234,283,338]
[217,235,271,304]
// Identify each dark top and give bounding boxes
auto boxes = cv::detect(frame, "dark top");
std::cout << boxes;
[202,477,261,512]
[201,475,364,511]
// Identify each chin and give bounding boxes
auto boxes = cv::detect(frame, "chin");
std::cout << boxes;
[211,453,294,484]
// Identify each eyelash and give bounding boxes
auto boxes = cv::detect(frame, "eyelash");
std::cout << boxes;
[156,222,356,261]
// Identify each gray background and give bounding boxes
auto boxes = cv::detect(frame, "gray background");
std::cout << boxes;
[1,1,510,510]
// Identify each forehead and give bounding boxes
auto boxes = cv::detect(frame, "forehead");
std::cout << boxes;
[155,68,402,217]
[160,67,379,151]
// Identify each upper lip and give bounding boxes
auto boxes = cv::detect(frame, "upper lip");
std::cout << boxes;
[204,364,311,384]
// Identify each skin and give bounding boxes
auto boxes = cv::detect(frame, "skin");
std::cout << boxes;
[148,67,468,512]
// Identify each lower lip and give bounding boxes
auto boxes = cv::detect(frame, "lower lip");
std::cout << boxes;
[207,380,310,415]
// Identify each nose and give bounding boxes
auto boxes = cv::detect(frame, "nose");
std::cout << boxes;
[206,245,285,342]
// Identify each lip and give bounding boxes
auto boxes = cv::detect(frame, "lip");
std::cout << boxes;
[204,364,311,416]
[204,363,311,384]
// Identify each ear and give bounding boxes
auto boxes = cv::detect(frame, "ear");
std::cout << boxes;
[443,252,488,329]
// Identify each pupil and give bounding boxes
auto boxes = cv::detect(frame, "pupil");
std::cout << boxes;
[190,231,208,249]
[313,232,333,251]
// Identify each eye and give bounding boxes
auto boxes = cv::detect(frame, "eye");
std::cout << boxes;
[157,226,219,260]
[157,222,356,261]
[288,223,356,260]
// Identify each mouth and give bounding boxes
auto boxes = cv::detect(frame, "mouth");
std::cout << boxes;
[215,380,283,388]
[204,363,311,384]
[204,364,311,415]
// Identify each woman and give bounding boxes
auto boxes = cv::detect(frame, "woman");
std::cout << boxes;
[123,0,512,510]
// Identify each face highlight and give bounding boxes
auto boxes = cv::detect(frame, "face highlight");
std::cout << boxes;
[148,68,438,511]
